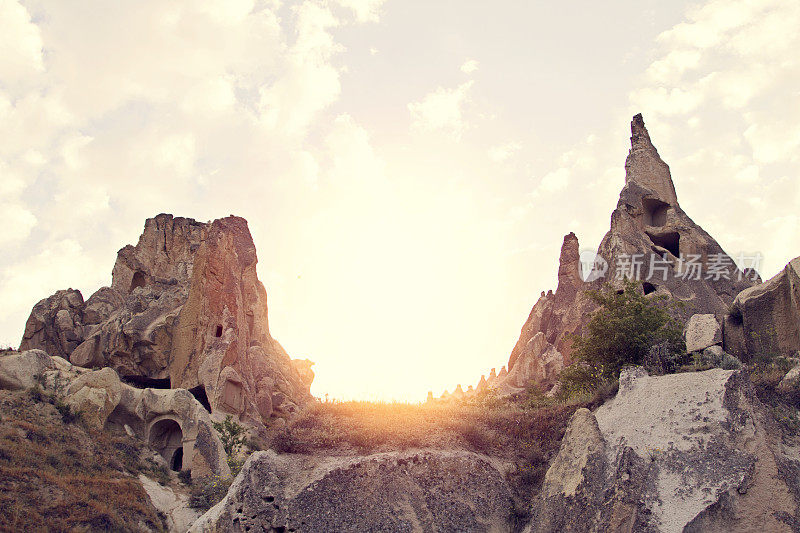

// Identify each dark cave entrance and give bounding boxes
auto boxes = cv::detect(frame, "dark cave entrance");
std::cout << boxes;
[130,271,147,291]
[642,282,657,295]
[189,385,212,413]
[215,325,223,337]
[647,231,680,258]
[171,447,183,471]
[642,198,670,227]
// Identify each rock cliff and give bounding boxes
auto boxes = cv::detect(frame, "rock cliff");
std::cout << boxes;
[439,114,760,400]
[530,367,800,532]
[19,214,311,424]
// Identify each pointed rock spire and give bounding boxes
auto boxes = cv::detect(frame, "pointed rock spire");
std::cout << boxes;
[624,113,678,206]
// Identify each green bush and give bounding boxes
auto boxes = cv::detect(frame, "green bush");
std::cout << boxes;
[213,415,246,475]
[559,280,685,395]
[189,476,231,510]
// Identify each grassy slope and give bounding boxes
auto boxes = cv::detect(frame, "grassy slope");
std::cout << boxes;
[0,388,167,532]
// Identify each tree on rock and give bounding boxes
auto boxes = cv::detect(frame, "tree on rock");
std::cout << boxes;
[560,280,685,395]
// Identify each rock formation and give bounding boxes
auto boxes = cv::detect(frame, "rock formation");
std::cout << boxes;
[191,449,518,532]
[0,349,230,479]
[444,114,760,399]
[530,367,800,532]
[724,256,800,360]
[19,214,312,425]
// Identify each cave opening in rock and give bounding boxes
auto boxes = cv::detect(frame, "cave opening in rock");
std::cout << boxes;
[642,282,657,295]
[642,198,670,227]
[171,447,183,471]
[648,231,680,258]
[123,376,171,389]
[215,325,223,337]
[189,385,212,412]
[130,270,147,291]
[149,418,183,471]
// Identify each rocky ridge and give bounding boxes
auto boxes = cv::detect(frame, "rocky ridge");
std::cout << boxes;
[435,114,760,400]
[19,214,312,426]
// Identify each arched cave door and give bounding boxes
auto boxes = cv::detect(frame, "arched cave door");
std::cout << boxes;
[149,418,184,471]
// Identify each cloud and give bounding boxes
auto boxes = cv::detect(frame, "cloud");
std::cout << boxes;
[460,59,479,74]
[487,142,521,163]
[408,81,474,138]
[0,0,44,83]
[334,0,386,23]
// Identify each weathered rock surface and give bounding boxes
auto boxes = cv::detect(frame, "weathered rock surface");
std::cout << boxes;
[19,213,312,424]
[725,256,800,360]
[684,313,722,353]
[7,349,231,479]
[191,449,518,533]
[0,349,56,390]
[19,289,86,359]
[530,367,800,532]
[449,114,759,399]
[139,474,202,532]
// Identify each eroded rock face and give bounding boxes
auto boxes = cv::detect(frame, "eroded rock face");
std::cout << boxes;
[19,289,86,359]
[191,450,517,533]
[19,213,312,424]
[725,257,800,360]
[530,368,800,533]
[453,114,759,398]
[684,313,722,353]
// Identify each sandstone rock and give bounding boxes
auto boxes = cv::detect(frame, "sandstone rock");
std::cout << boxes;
[19,289,85,359]
[777,363,800,394]
[725,256,800,360]
[531,367,800,532]
[65,367,124,429]
[27,349,230,479]
[684,313,722,353]
[0,349,56,390]
[191,450,517,532]
[458,114,759,399]
[139,474,201,532]
[20,213,313,426]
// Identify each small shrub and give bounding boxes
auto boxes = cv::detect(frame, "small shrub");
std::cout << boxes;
[189,476,231,511]
[177,469,193,485]
[55,400,79,424]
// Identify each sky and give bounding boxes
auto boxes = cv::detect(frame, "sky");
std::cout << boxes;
[1,0,799,402]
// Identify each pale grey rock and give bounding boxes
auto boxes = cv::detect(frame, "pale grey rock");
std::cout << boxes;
[192,450,517,533]
[139,474,201,532]
[531,367,800,532]
[19,289,85,359]
[684,313,722,353]
[0,349,55,390]
[725,256,800,360]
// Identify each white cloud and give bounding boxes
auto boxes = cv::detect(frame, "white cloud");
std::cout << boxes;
[334,0,386,23]
[487,142,521,163]
[408,81,474,137]
[460,59,479,74]
[0,0,44,83]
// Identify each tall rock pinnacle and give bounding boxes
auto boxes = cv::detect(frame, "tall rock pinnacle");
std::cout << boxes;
[442,113,762,400]
[624,113,678,206]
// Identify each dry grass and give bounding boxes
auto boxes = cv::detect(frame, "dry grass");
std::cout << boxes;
[265,398,582,502]
[0,389,166,532]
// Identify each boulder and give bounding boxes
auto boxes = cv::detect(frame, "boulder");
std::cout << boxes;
[139,474,201,532]
[0,349,56,390]
[19,289,85,359]
[531,367,800,532]
[191,450,517,532]
[725,257,800,360]
[684,313,722,353]
[65,367,124,429]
